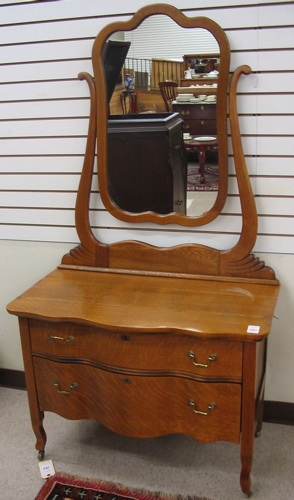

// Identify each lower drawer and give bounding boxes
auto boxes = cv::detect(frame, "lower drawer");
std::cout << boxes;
[182,119,217,135]
[34,357,241,444]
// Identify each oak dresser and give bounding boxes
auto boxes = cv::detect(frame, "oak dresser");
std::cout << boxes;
[7,4,280,497]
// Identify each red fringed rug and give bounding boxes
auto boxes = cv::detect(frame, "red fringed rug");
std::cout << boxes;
[35,473,210,500]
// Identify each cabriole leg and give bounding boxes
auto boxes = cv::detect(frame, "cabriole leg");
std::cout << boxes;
[32,410,47,460]
[18,318,47,461]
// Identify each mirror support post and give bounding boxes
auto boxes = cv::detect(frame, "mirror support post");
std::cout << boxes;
[61,73,108,268]
[219,66,276,279]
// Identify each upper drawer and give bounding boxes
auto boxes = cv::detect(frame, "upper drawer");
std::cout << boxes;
[29,319,243,380]
[173,104,216,119]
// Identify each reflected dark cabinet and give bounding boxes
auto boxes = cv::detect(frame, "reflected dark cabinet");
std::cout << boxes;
[172,102,216,136]
[108,113,187,214]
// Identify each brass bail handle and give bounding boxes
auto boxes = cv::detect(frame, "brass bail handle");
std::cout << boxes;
[188,350,217,368]
[52,381,78,396]
[48,334,75,344]
[188,399,217,416]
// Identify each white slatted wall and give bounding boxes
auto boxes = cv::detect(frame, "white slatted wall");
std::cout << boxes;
[124,15,219,59]
[0,0,293,254]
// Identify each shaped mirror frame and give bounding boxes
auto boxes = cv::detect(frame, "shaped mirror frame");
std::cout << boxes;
[62,4,276,280]
[92,3,230,227]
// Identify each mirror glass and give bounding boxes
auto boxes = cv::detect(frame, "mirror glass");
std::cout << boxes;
[92,5,230,226]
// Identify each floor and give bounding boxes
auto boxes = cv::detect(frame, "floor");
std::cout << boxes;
[186,158,218,216]
[187,190,217,216]
[1,387,293,500]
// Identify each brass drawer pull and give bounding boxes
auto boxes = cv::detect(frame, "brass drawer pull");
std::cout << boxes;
[52,381,78,396]
[188,350,217,368]
[48,334,75,345]
[188,399,217,416]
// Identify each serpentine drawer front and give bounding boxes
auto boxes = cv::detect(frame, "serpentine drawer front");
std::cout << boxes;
[33,356,241,443]
[30,319,243,380]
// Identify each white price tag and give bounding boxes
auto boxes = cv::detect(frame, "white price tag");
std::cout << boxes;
[38,459,55,479]
[247,325,260,334]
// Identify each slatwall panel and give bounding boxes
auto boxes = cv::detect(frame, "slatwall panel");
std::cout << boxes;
[0,0,293,254]
[124,15,219,59]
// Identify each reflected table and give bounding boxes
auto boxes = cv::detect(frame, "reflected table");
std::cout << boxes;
[184,135,218,184]
[120,90,137,114]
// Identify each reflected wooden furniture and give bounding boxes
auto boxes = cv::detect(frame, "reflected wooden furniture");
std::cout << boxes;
[158,80,178,111]
[180,77,218,88]
[181,53,219,89]
[183,53,220,72]
[184,135,218,184]
[6,4,280,498]
[151,58,182,89]
[173,101,217,136]
[120,90,137,114]
[107,112,187,214]
[135,89,164,113]
[177,85,218,97]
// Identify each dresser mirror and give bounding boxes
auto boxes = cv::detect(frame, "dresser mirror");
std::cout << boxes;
[65,2,273,279]
[92,3,230,226]
[105,20,219,218]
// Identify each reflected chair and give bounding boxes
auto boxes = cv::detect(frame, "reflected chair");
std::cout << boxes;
[158,81,178,111]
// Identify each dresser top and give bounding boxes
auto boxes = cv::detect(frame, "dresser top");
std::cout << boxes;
[7,268,279,341]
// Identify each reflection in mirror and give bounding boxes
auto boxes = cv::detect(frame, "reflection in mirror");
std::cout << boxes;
[92,4,230,226]
[106,19,219,217]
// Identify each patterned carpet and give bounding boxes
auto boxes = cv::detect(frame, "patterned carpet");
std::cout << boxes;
[187,163,218,191]
[35,473,211,500]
